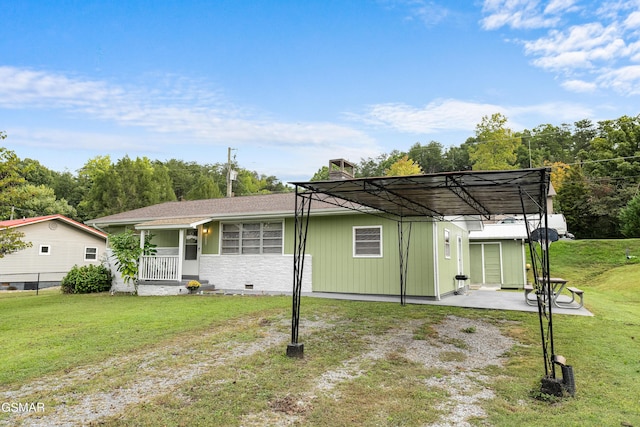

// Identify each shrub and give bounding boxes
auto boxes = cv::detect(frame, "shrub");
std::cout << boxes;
[61,264,113,294]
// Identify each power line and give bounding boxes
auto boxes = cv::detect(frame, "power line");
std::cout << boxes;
[564,155,640,166]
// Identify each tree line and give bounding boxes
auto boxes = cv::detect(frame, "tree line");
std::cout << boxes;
[0,134,290,223]
[310,113,640,239]
[3,112,640,238]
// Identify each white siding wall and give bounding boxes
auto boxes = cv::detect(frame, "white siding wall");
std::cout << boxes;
[0,220,106,285]
[199,254,312,293]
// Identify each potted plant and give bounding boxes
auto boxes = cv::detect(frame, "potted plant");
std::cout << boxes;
[186,280,201,294]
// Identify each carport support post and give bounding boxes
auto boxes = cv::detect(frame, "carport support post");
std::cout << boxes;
[287,187,312,358]
[397,219,412,306]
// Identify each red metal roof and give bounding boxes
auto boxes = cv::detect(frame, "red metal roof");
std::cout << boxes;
[0,214,107,238]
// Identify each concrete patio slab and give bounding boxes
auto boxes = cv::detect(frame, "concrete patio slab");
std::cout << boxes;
[304,289,593,316]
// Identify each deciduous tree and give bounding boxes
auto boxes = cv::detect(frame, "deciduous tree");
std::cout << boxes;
[385,155,423,176]
[408,141,450,173]
[186,175,223,200]
[11,184,77,218]
[0,228,32,258]
[619,194,640,237]
[0,143,27,218]
[469,113,520,170]
[108,229,156,292]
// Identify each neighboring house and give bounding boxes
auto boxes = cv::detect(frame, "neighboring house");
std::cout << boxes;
[468,223,528,289]
[88,192,477,298]
[0,215,108,290]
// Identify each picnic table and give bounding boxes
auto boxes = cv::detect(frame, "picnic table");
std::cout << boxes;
[525,277,584,309]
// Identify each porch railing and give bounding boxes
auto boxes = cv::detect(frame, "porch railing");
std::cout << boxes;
[139,255,180,281]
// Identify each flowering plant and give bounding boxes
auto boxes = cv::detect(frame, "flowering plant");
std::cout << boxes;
[186,280,201,290]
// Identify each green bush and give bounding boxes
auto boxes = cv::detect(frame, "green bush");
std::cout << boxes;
[61,264,113,294]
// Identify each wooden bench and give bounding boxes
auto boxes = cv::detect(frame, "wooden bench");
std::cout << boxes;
[555,286,584,309]
[524,284,536,306]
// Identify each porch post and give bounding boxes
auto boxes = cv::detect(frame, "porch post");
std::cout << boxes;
[138,230,146,281]
[139,230,145,249]
[178,229,185,281]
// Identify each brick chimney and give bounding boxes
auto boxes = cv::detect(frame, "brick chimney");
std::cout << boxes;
[328,159,356,180]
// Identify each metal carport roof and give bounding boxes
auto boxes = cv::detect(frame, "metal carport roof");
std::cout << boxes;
[290,168,550,220]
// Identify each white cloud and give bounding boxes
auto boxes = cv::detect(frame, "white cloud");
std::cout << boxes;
[0,67,120,108]
[347,99,507,134]
[524,23,626,71]
[384,0,451,27]
[597,65,640,94]
[508,101,594,123]
[561,79,598,92]
[624,11,640,29]
[347,99,593,135]
[0,66,373,148]
[405,1,450,26]
[8,127,156,154]
[481,0,564,30]
[544,0,579,15]
[482,1,640,95]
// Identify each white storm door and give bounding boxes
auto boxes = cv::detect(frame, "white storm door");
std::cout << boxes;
[182,228,199,276]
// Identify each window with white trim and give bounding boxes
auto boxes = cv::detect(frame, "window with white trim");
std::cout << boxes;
[353,226,382,257]
[221,222,283,254]
[444,229,451,259]
[85,247,98,261]
[39,245,51,255]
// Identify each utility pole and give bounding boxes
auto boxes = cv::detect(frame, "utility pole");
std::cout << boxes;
[226,147,236,198]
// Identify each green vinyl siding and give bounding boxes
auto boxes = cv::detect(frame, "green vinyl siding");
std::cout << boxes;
[201,221,219,255]
[297,214,437,296]
[150,230,179,247]
[435,222,469,295]
[404,222,436,297]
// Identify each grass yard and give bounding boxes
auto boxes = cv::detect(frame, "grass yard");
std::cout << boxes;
[1,239,639,426]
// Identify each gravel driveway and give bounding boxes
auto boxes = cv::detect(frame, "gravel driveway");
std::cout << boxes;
[2,315,515,426]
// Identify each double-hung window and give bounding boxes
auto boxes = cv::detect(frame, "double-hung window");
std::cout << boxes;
[221,222,283,254]
[85,247,98,261]
[353,226,382,257]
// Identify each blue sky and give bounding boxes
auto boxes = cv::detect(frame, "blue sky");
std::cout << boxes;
[2,0,640,183]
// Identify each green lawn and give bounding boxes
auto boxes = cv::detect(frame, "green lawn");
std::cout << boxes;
[1,239,639,426]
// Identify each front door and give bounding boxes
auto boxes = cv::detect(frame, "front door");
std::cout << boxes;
[183,228,199,277]
[483,244,502,285]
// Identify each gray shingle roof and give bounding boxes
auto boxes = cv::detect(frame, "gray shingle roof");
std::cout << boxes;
[87,192,341,226]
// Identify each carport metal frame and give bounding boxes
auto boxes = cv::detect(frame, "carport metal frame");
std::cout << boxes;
[287,168,563,382]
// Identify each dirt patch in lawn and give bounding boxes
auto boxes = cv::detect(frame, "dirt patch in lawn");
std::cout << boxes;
[2,314,515,427]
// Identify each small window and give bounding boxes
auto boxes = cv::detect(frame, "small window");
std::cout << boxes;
[85,247,98,261]
[444,229,451,259]
[353,226,382,257]
[39,245,51,255]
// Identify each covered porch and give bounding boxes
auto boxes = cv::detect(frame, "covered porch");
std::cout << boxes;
[135,217,212,282]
